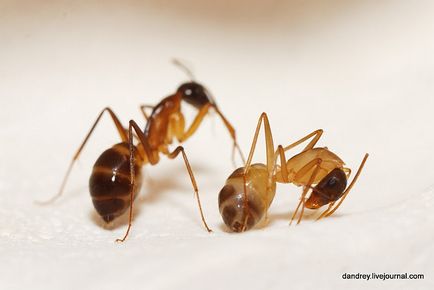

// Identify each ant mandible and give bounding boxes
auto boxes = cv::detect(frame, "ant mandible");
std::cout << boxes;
[218,113,369,232]
[40,61,244,241]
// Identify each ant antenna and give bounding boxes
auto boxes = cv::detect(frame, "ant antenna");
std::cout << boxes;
[172,58,196,81]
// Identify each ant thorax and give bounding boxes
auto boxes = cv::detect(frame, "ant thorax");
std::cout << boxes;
[279,148,345,186]
[218,163,276,232]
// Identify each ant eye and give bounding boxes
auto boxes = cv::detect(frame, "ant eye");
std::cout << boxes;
[327,177,337,186]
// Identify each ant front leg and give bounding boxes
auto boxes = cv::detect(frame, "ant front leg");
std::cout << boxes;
[139,104,154,121]
[325,154,369,217]
[290,158,323,225]
[37,107,128,205]
[213,106,246,165]
[175,103,245,166]
[316,202,335,221]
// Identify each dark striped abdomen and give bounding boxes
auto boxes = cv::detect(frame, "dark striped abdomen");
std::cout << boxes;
[89,142,143,223]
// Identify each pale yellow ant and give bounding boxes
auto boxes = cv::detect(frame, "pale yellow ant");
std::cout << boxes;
[218,113,369,232]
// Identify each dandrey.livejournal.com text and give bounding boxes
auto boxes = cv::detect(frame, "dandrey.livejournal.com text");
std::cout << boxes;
[342,272,424,281]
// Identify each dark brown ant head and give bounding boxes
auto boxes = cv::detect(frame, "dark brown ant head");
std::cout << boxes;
[305,168,347,209]
[177,82,216,109]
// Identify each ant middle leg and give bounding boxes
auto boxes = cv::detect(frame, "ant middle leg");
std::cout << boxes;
[166,146,212,233]
[37,107,128,205]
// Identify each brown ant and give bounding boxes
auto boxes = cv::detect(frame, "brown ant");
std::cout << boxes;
[39,61,244,241]
[218,113,369,232]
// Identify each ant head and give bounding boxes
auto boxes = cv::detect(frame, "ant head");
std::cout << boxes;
[305,168,347,209]
[172,59,217,109]
[177,82,215,109]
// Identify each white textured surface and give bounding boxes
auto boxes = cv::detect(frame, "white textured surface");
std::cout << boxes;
[0,1,433,289]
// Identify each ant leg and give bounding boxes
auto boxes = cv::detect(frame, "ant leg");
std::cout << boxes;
[139,105,154,121]
[289,158,323,225]
[281,129,323,155]
[115,124,138,243]
[241,113,276,227]
[175,104,245,166]
[244,113,275,174]
[115,120,161,242]
[275,145,290,183]
[325,153,369,217]
[316,202,335,221]
[37,107,128,205]
[213,106,246,165]
[273,130,323,182]
[175,103,211,142]
[166,146,212,233]
[128,120,160,165]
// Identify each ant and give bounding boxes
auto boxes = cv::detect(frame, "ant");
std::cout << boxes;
[218,113,369,232]
[39,60,244,241]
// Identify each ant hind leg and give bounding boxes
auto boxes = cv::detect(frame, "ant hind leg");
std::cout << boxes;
[36,107,128,205]
[115,120,163,242]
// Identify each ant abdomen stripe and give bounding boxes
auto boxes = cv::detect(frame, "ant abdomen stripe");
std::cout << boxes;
[89,142,142,223]
[89,169,132,198]
[219,183,265,232]
[219,185,263,220]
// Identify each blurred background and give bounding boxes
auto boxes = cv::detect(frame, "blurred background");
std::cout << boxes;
[0,1,433,289]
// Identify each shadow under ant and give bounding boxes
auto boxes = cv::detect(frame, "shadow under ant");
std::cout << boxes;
[217,208,343,233]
